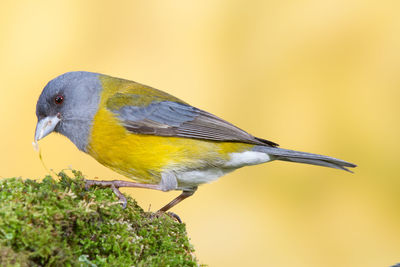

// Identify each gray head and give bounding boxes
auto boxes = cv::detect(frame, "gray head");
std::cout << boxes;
[35,71,102,152]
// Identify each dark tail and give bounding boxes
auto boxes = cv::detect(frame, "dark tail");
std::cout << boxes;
[253,146,356,172]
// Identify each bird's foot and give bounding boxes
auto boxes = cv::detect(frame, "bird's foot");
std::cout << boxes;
[165,211,182,223]
[85,179,128,208]
[151,210,182,223]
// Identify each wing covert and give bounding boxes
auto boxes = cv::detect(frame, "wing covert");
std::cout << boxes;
[107,93,278,147]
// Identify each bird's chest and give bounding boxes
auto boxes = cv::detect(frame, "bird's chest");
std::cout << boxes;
[87,108,177,182]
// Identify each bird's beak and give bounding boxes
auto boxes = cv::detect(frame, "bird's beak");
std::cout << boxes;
[34,115,61,142]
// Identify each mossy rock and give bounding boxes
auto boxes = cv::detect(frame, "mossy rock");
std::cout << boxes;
[0,170,199,266]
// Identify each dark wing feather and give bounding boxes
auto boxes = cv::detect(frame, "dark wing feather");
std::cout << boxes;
[108,94,278,147]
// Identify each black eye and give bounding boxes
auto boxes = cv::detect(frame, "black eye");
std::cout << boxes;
[54,95,64,105]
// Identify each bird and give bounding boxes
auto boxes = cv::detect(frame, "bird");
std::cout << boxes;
[34,71,356,215]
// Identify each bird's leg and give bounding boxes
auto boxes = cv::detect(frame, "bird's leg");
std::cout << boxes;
[85,179,162,208]
[158,187,197,213]
[154,188,197,223]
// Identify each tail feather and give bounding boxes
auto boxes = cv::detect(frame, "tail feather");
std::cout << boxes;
[254,146,356,172]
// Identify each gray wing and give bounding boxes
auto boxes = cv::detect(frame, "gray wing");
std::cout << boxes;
[108,96,278,147]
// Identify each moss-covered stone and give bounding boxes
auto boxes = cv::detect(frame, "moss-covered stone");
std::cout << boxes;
[0,170,198,266]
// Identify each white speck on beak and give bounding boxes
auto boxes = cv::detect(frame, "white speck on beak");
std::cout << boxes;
[34,115,61,143]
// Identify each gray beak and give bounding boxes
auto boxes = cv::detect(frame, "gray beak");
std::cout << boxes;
[34,115,61,142]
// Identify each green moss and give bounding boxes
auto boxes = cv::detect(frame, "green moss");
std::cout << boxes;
[0,170,199,266]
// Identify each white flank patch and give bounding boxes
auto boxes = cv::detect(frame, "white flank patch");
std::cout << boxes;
[175,151,271,188]
[223,151,271,168]
[177,168,233,187]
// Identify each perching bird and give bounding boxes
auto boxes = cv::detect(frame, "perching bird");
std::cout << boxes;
[35,71,356,214]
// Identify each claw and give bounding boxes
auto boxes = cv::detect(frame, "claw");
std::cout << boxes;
[166,211,182,223]
[110,184,127,208]
[150,211,183,223]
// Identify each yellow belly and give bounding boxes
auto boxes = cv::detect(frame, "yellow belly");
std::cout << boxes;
[87,107,253,184]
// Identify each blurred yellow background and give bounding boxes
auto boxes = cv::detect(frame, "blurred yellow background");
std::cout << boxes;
[1,0,399,266]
